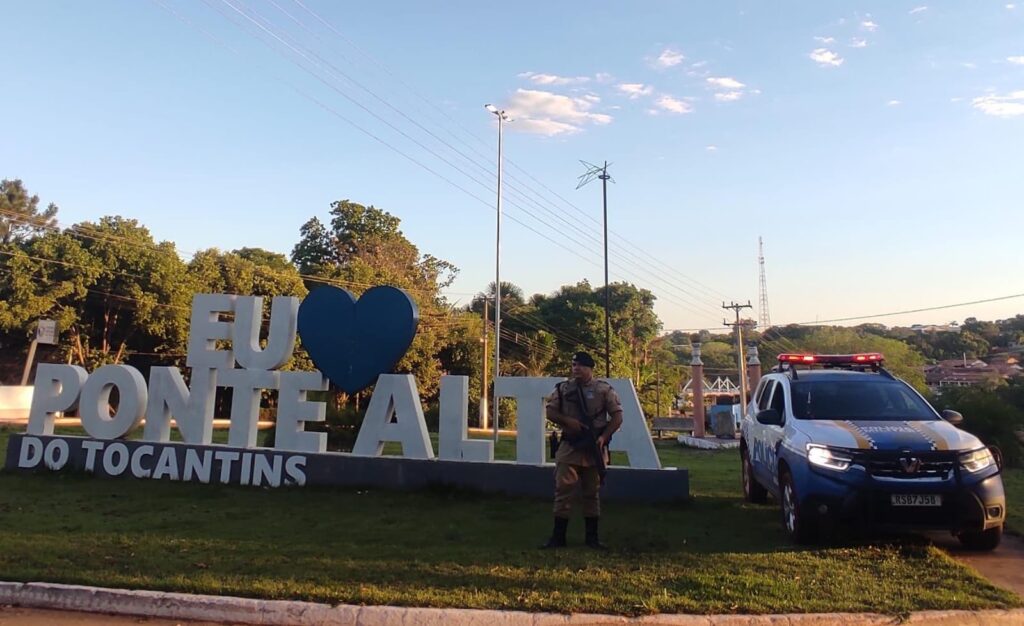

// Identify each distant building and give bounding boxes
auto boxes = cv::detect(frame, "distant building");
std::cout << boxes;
[910,323,962,334]
[924,354,1022,393]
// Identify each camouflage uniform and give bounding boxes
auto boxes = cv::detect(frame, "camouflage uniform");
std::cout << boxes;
[545,378,623,518]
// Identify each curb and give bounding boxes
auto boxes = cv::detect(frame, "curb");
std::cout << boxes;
[1,582,1023,625]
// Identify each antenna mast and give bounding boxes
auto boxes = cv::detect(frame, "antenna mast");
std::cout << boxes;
[758,236,771,331]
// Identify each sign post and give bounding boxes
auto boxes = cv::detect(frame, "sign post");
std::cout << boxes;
[21,320,57,386]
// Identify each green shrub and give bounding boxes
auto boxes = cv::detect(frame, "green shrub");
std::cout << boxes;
[936,388,1024,468]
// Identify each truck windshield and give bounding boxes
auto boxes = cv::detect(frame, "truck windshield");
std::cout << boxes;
[790,378,937,420]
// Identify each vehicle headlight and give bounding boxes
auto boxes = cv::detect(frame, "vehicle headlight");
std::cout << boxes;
[960,448,995,473]
[806,444,853,471]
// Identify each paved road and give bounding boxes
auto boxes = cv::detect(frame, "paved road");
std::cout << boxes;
[929,531,1024,598]
[0,607,220,625]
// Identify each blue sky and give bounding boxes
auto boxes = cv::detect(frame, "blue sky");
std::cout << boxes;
[2,1,1023,332]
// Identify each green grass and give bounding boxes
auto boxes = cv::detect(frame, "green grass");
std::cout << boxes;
[0,426,1019,616]
[1004,467,1022,535]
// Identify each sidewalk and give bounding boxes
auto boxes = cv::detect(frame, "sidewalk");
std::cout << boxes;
[1,581,1022,626]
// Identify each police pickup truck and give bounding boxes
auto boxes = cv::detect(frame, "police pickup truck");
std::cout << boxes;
[739,353,1006,550]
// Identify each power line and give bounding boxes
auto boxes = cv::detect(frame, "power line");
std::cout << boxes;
[209,0,728,324]
[166,0,731,326]
[0,207,476,300]
[784,293,1024,326]
[282,0,734,305]
[159,0,704,323]
[3,205,614,350]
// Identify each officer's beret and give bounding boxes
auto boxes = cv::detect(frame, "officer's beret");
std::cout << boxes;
[572,351,596,368]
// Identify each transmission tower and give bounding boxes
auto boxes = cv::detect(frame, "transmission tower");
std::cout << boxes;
[758,236,772,331]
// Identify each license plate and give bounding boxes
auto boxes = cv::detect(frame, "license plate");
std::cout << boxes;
[891,494,942,507]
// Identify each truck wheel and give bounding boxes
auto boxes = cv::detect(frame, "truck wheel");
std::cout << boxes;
[780,470,816,544]
[958,525,1003,551]
[742,446,768,504]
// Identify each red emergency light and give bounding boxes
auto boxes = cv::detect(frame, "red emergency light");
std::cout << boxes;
[777,353,884,365]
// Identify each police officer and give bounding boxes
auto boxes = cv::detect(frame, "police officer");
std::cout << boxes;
[541,351,623,549]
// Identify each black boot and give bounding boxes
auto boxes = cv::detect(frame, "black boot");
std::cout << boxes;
[540,516,569,549]
[585,516,608,550]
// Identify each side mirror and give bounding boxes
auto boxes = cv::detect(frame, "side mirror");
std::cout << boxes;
[756,409,783,426]
[991,446,1004,471]
[941,409,964,426]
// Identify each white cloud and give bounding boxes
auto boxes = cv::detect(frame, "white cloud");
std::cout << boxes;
[705,145,718,152]
[581,94,601,103]
[518,72,590,86]
[705,76,753,102]
[617,83,654,99]
[861,20,879,31]
[850,38,868,48]
[654,95,693,114]
[810,48,844,67]
[1007,3,1016,8]
[707,76,745,90]
[909,6,928,14]
[1008,56,1024,65]
[961,62,977,70]
[714,91,744,102]
[504,89,613,135]
[814,36,836,44]
[972,90,1024,117]
[655,48,685,68]
[594,72,614,83]
[887,100,902,106]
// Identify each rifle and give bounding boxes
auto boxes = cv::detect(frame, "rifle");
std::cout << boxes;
[567,383,610,485]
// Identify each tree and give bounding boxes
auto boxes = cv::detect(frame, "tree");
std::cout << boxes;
[0,231,100,347]
[436,310,486,424]
[290,199,460,400]
[190,248,307,299]
[635,338,688,419]
[0,216,195,369]
[934,384,1024,468]
[290,217,334,280]
[470,281,526,322]
[758,326,928,391]
[0,179,58,246]
[67,217,195,367]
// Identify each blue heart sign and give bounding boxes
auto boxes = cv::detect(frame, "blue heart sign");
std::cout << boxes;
[296,285,419,394]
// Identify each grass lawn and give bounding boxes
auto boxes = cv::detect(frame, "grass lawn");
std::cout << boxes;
[1004,467,1022,535]
[0,426,1019,616]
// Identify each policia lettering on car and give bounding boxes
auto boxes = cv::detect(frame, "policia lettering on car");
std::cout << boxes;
[740,353,1007,550]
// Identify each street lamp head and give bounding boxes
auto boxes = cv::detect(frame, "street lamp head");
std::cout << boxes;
[485,104,512,122]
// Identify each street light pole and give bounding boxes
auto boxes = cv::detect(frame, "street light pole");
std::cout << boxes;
[480,299,489,430]
[486,104,511,443]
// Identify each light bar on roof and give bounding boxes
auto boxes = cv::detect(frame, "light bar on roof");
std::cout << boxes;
[777,353,884,365]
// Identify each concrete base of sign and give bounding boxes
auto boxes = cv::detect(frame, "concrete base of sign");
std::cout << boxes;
[677,435,740,450]
[4,434,689,502]
[0,386,35,421]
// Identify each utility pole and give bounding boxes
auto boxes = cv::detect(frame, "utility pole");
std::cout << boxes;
[577,160,614,377]
[480,300,489,430]
[723,301,754,410]
[656,356,662,418]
